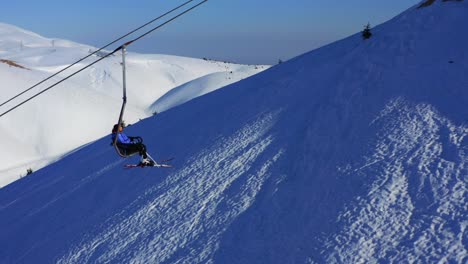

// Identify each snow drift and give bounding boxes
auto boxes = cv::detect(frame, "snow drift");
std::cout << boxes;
[0,23,267,187]
[0,1,467,263]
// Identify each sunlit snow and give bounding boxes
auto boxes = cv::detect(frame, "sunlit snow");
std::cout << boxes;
[0,1,467,263]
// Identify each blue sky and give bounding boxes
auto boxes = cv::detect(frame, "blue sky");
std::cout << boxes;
[2,0,420,64]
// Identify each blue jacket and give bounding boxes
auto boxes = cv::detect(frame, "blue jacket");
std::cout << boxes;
[112,132,132,144]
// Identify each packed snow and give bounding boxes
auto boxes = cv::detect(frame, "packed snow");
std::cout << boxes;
[0,23,268,187]
[0,0,467,263]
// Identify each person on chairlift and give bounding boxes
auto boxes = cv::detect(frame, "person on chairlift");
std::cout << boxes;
[111,124,154,166]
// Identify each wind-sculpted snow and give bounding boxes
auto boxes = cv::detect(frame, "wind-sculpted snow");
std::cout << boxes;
[58,112,283,264]
[325,99,467,263]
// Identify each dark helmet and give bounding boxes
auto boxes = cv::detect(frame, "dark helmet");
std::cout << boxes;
[112,124,120,133]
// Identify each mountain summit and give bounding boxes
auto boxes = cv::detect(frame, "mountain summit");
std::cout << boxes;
[0,2,466,263]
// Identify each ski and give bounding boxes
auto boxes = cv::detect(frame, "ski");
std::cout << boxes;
[124,157,174,169]
[124,163,172,169]
[158,157,174,163]
[154,162,173,168]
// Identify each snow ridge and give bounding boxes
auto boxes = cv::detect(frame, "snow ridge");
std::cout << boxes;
[325,98,467,263]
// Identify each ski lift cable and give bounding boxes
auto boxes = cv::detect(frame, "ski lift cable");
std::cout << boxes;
[115,0,208,51]
[0,0,208,119]
[0,0,198,110]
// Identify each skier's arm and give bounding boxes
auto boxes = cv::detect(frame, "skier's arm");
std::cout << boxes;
[118,133,132,144]
[129,136,143,143]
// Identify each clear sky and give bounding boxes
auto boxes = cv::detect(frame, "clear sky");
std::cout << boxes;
[2,0,420,64]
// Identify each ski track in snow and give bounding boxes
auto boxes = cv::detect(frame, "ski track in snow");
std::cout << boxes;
[58,112,283,264]
[323,98,467,263]
[27,160,123,218]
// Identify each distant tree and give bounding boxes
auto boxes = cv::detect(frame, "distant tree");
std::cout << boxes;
[26,168,33,175]
[278,59,283,64]
[362,23,372,40]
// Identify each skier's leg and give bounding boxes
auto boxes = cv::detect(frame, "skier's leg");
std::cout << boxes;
[138,143,148,159]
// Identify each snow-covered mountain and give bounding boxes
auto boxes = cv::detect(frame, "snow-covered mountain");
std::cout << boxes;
[0,0,467,263]
[0,22,268,187]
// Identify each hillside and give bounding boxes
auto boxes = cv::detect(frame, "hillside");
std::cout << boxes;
[0,23,268,187]
[0,1,467,263]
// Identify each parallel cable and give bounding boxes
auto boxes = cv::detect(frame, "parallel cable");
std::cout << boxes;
[0,49,118,118]
[0,0,196,109]
[116,0,208,50]
[0,0,208,118]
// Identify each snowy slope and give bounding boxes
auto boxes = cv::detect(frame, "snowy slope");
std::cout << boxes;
[0,1,467,263]
[0,23,268,187]
[149,64,268,113]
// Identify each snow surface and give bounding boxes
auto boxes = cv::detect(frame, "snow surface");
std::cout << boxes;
[0,0,467,263]
[0,23,268,187]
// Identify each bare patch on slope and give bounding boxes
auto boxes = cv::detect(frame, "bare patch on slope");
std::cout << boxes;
[418,0,464,8]
[0,59,29,70]
[418,0,437,8]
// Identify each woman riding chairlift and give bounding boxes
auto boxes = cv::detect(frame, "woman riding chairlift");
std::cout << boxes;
[112,124,155,166]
